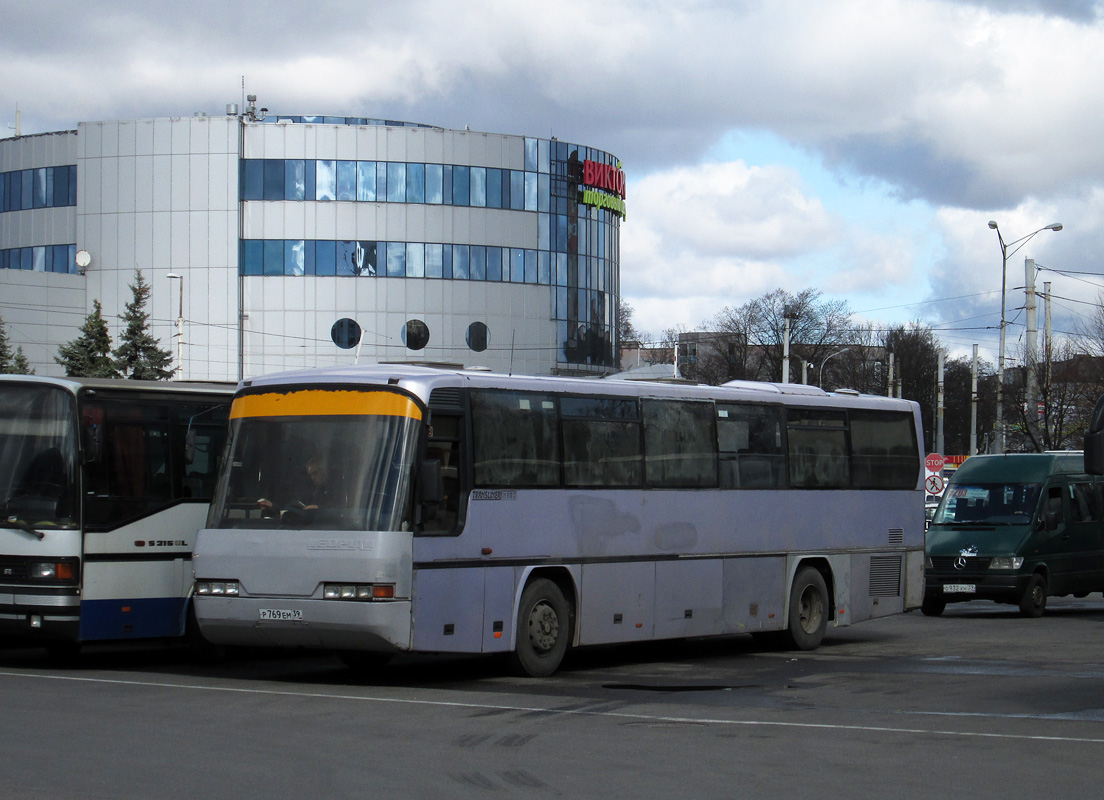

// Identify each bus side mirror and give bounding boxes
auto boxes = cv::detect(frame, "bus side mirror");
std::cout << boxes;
[1086,394,1104,475]
[420,459,443,505]
[1042,510,1061,531]
[81,422,102,464]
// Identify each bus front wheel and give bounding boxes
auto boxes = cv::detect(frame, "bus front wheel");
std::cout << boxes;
[511,578,571,678]
[784,566,829,650]
[1018,574,1047,618]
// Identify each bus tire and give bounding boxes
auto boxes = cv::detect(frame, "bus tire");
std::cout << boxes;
[784,566,829,650]
[1018,574,1047,618]
[511,578,571,677]
[920,597,946,617]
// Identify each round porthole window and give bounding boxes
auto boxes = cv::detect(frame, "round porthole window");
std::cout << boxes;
[402,319,430,351]
[467,321,488,352]
[330,318,362,350]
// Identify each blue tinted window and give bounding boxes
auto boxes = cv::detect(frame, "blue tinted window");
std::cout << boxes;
[486,168,502,209]
[406,163,425,203]
[538,251,550,284]
[425,243,443,278]
[243,161,263,200]
[316,161,336,201]
[556,253,567,286]
[510,248,524,282]
[45,168,55,207]
[426,165,443,204]
[315,240,336,275]
[538,214,549,250]
[376,162,387,199]
[357,161,376,201]
[538,139,550,173]
[304,160,316,200]
[487,247,502,281]
[525,173,537,211]
[33,168,46,209]
[337,161,357,201]
[538,173,549,213]
[470,167,486,207]
[68,166,77,205]
[263,160,284,201]
[286,160,306,201]
[336,241,357,276]
[443,166,452,205]
[509,171,524,210]
[470,245,486,280]
[384,242,404,276]
[242,240,263,275]
[525,138,538,171]
[453,245,469,279]
[442,243,452,279]
[452,165,469,206]
[406,243,425,277]
[387,163,405,202]
[525,249,537,283]
[286,240,306,275]
[21,170,33,210]
[500,170,510,209]
[263,240,284,275]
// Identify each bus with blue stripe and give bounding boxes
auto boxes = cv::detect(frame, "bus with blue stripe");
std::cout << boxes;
[0,376,231,654]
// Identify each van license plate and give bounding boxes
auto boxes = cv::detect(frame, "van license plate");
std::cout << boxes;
[259,609,303,621]
[944,584,976,594]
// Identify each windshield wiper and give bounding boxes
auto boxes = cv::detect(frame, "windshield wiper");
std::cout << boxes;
[3,517,45,540]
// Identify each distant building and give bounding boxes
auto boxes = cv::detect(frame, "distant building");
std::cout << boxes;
[1,107,625,379]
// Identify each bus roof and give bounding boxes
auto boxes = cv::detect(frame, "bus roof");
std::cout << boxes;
[0,374,236,397]
[950,452,1086,483]
[239,363,919,414]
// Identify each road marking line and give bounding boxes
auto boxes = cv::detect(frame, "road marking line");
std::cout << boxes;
[2,669,1104,744]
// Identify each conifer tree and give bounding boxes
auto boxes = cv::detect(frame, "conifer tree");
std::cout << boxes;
[12,347,34,375]
[55,300,119,377]
[0,313,12,372]
[112,270,174,380]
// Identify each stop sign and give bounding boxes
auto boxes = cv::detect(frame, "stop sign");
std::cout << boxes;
[925,453,945,472]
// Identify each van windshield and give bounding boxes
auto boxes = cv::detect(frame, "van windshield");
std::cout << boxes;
[933,482,1041,526]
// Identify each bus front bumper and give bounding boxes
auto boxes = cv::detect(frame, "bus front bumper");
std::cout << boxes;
[193,595,412,652]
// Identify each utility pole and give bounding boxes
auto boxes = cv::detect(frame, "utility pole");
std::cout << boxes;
[1024,258,1039,447]
[970,344,979,455]
[936,351,945,455]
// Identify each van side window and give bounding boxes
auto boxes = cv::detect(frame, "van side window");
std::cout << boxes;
[1069,483,1099,523]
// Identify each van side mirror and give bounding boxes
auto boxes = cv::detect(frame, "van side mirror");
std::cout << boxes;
[1042,509,1061,532]
[420,459,443,505]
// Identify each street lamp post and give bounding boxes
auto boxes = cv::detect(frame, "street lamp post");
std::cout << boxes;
[167,273,184,380]
[819,348,850,388]
[987,221,1062,452]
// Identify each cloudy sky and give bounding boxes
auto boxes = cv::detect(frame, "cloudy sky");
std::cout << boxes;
[3,0,1102,362]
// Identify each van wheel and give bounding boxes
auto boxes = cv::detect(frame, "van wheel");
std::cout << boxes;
[510,578,571,677]
[1018,574,1047,617]
[783,566,829,650]
[921,597,946,617]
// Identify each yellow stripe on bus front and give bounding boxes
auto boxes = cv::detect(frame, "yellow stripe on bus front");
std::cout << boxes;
[230,389,423,420]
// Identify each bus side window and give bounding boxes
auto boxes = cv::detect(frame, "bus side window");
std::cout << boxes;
[424,414,462,532]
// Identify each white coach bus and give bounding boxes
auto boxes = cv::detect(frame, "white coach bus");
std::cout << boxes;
[0,376,232,655]
[193,364,924,676]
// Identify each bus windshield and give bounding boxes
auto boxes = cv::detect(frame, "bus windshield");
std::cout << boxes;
[0,384,79,529]
[209,395,422,532]
[934,482,1042,526]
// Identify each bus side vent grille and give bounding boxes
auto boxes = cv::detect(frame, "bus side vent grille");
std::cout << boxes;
[887,528,904,545]
[869,555,902,597]
[429,388,462,408]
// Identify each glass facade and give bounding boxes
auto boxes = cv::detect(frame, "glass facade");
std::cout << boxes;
[0,244,78,274]
[239,135,623,369]
[1,166,77,213]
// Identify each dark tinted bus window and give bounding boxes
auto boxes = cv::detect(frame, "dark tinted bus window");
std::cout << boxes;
[787,408,848,489]
[850,410,919,489]
[717,403,785,489]
[561,396,641,487]
[471,391,559,487]
[642,399,717,488]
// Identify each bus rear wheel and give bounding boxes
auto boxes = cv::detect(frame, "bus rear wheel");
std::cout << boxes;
[784,566,829,650]
[510,578,571,678]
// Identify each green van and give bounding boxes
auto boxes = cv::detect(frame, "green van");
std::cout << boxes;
[923,452,1104,617]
